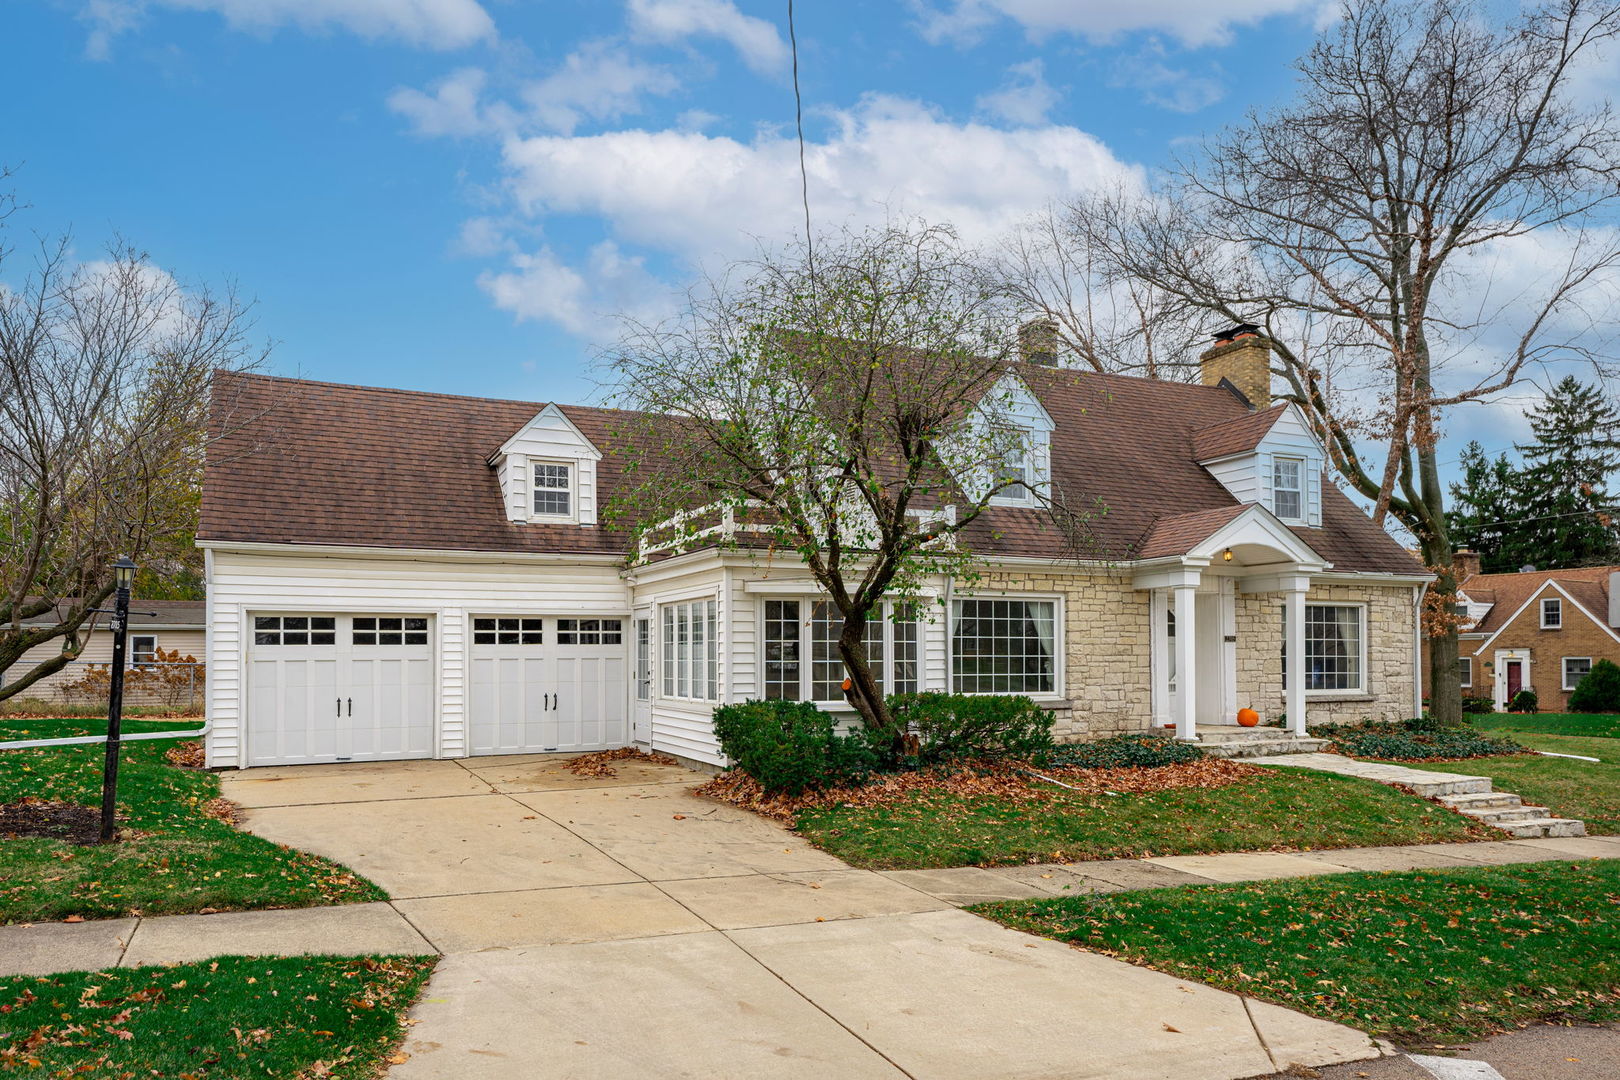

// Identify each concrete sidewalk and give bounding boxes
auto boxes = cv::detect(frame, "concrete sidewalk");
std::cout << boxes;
[5,756,1612,1079]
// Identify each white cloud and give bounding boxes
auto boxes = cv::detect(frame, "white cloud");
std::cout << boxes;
[975,59,1060,126]
[81,0,495,55]
[521,41,680,135]
[915,0,1315,49]
[388,67,503,137]
[479,240,669,337]
[1110,46,1226,112]
[499,94,1141,262]
[627,0,789,76]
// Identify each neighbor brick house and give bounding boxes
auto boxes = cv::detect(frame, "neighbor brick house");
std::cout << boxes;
[1426,554,1620,711]
[197,328,1427,770]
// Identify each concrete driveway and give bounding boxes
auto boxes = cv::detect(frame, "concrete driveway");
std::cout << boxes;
[220,755,1384,1080]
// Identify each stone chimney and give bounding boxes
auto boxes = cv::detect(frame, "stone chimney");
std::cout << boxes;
[1018,317,1060,367]
[1453,549,1481,583]
[1199,323,1271,408]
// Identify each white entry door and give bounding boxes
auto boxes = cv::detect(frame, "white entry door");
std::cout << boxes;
[468,616,629,755]
[631,612,652,743]
[246,614,434,766]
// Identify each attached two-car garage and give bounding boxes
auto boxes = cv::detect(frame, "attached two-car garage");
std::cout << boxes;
[244,612,629,767]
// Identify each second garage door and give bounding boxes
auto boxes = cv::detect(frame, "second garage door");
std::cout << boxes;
[468,616,629,755]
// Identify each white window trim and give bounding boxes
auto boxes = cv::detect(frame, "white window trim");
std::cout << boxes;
[1540,597,1563,629]
[1563,656,1592,691]
[1458,655,1472,688]
[947,592,1065,699]
[1285,601,1369,697]
[759,597,922,706]
[129,634,158,666]
[988,435,1039,508]
[528,457,578,523]
[1271,455,1306,523]
[659,597,718,704]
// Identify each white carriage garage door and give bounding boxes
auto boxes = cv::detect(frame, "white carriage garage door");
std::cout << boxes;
[246,614,434,766]
[468,616,628,755]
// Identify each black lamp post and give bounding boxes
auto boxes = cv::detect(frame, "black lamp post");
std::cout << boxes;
[99,555,138,845]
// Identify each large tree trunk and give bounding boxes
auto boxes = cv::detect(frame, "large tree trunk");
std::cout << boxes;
[1420,535,1464,727]
[836,613,896,745]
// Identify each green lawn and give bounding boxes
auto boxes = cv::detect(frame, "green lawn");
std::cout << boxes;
[980,860,1620,1045]
[792,767,1492,869]
[0,955,433,1077]
[1,720,385,923]
[1470,712,1620,739]
[1392,745,1620,835]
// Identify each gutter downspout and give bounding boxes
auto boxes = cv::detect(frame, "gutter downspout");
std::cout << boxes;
[1412,584,1424,717]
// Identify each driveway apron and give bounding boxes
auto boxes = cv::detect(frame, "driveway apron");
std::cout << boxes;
[219,757,1383,1079]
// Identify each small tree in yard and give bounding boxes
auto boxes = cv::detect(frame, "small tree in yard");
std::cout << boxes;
[1,220,266,701]
[607,222,1092,746]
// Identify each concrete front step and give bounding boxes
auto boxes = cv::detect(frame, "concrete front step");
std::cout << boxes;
[1460,805,1547,824]
[1437,791,1522,811]
[1201,736,1332,759]
[1494,817,1588,839]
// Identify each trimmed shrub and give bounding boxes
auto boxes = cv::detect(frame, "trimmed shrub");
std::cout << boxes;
[1038,733,1205,770]
[1509,689,1540,714]
[1568,659,1620,714]
[1329,724,1524,761]
[1461,695,1495,715]
[886,692,1055,764]
[712,700,878,796]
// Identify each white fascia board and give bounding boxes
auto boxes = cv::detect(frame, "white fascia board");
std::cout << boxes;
[1471,579,1620,655]
[489,403,605,463]
[1190,504,1328,568]
[1312,570,1435,587]
[197,539,625,566]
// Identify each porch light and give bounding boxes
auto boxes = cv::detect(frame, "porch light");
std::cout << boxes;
[1223,547,1233,562]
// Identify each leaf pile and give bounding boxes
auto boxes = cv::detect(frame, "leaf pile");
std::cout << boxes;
[0,954,434,1078]
[698,758,1264,822]
[564,747,680,779]
[165,739,207,769]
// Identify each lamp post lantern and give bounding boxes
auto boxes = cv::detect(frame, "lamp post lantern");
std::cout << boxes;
[99,556,138,845]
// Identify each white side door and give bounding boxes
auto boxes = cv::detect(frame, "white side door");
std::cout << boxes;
[631,611,653,744]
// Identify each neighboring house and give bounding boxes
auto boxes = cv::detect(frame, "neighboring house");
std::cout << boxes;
[3,601,207,708]
[1426,553,1620,712]
[197,328,1428,770]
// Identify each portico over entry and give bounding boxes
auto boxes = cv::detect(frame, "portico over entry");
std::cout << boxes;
[1132,505,1329,742]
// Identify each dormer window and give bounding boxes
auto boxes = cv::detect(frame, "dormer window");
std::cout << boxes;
[992,437,1033,504]
[1272,457,1304,521]
[533,463,572,517]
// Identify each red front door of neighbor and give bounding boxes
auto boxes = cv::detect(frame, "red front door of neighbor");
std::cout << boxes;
[1506,661,1523,700]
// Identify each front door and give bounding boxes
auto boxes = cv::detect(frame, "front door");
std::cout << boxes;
[1506,660,1524,700]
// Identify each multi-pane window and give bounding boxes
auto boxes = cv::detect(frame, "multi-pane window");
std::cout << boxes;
[762,600,920,702]
[1541,598,1562,628]
[661,599,718,701]
[254,615,336,646]
[130,635,158,666]
[533,463,571,516]
[1564,657,1592,691]
[1458,657,1472,688]
[353,617,428,646]
[1272,457,1304,521]
[991,429,1032,503]
[557,618,622,645]
[1283,604,1363,693]
[950,598,1056,694]
[473,617,543,645]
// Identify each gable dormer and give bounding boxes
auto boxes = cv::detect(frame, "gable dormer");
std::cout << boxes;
[489,404,603,526]
[974,372,1055,506]
[1193,403,1325,527]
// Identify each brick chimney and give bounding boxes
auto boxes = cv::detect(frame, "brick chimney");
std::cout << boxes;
[1199,323,1271,408]
[1018,317,1060,367]
[1609,571,1619,628]
[1452,549,1481,583]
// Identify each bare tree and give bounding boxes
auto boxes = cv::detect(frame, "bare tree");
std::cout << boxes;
[1021,0,1620,724]
[607,221,1091,741]
[0,235,267,701]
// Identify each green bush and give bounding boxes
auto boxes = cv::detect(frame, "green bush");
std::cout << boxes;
[1037,733,1205,770]
[1329,725,1524,761]
[1461,695,1495,715]
[713,700,878,796]
[886,692,1054,764]
[1569,659,1620,713]
[1402,714,1451,734]
[1509,689,1540,713]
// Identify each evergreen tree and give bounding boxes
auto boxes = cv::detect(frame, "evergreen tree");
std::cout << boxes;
[1448,442,1522,573]
[1515,377,1620,568]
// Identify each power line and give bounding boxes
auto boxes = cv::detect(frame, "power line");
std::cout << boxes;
[787,0,813,276]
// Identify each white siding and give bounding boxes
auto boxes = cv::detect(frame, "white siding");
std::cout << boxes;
[1200,405,1325,526]
[206,549,628,768]
[4,627,206,703]
[496,406,602,525]
[627,557,729,765]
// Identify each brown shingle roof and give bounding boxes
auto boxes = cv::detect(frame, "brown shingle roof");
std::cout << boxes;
[1463,565,1619,635]
[19,600,205,627]
[200,367,1425,576]
[1190,404,1288,461]
[1137,506,1250,560]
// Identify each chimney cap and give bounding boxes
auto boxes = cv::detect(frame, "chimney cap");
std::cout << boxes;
[1212,322,1262,344]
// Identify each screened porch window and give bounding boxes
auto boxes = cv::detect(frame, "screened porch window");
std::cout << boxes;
[950,598,1056,694]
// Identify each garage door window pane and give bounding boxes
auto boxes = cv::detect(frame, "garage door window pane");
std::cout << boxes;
[557,618,624,645]
[474,617,542,645]
[253,615,337,647]
[354,616,429,647]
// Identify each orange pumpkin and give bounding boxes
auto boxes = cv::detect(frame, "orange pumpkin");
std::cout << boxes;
[1236,707,1260,727]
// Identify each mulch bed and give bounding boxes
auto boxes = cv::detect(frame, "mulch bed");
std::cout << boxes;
[698,758,1265,821]
[565,747,681,779]
[0,798,103,844]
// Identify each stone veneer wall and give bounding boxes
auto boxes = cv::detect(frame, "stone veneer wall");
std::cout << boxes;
[1235,582,1417,726]
[968,568,1153,741]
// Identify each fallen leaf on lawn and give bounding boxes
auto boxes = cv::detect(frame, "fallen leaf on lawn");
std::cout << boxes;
[388,1053,411,1065]
[63,915,84,924]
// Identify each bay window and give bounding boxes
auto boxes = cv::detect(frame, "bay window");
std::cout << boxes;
[762,599,919,703]
[661,599,718,701]
[950,598,1056,694]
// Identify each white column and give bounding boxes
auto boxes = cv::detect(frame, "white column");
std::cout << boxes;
[1173,583,1198,741]
[1286,584,1307,736]
[1150,589,1171,728]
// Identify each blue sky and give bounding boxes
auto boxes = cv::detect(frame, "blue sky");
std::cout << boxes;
[4,0,1608,485]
